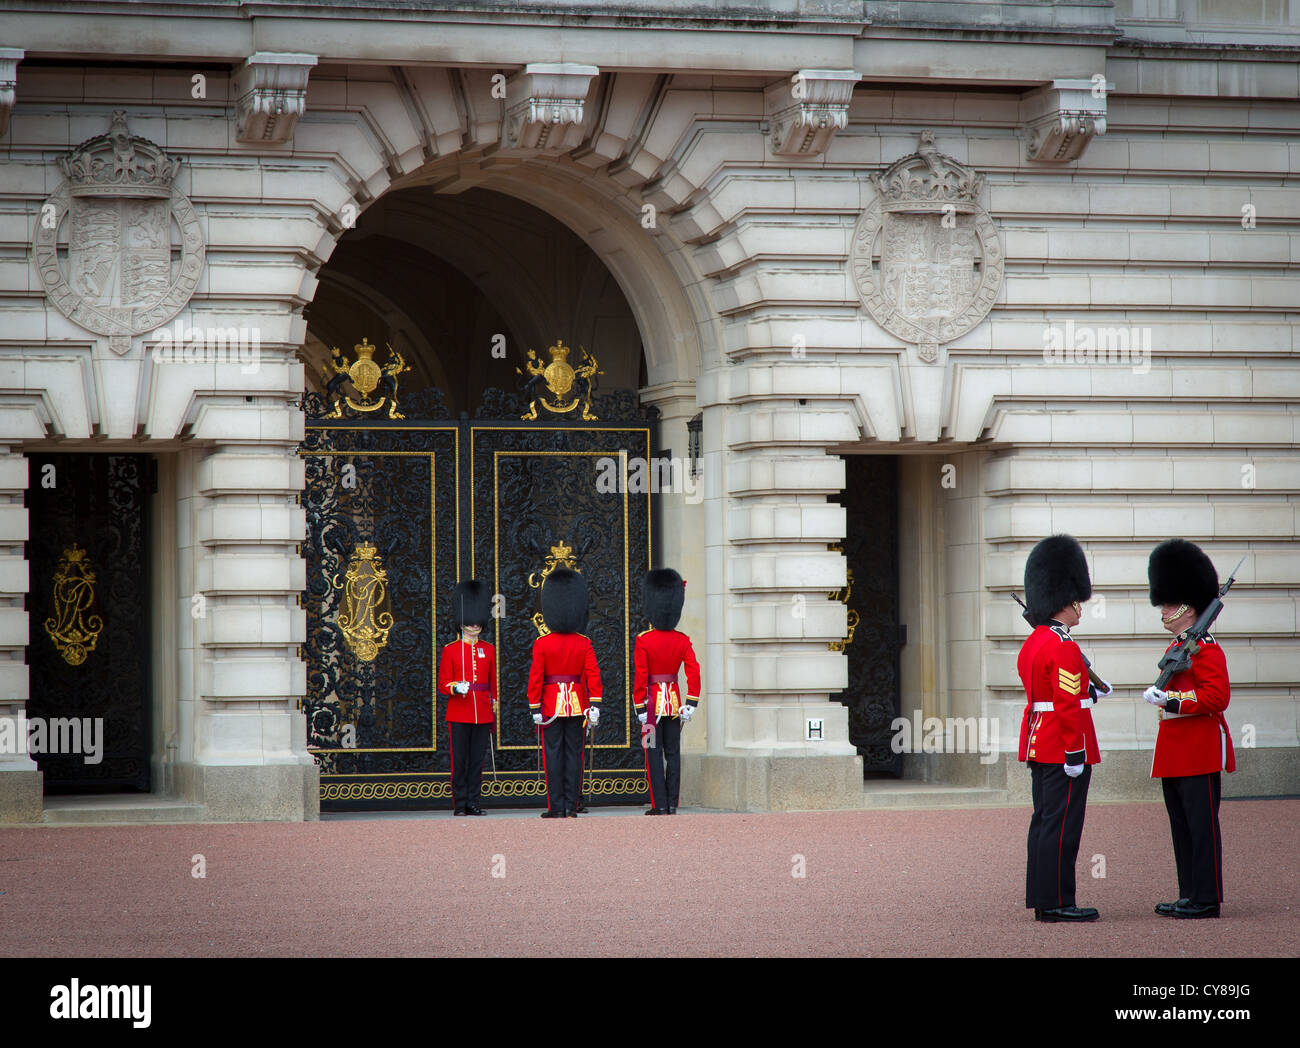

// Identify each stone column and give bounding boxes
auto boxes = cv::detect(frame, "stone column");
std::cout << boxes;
[686,362,864,810]
[0,448,39,821]
[177,440,317,820]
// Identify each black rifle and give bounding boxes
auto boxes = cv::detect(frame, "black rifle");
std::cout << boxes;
[1152,555,1245,690]
[1011,591,1106,693]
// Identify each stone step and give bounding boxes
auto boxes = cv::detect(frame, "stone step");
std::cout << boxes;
[861,780,1011,810]
[42,795,208,825]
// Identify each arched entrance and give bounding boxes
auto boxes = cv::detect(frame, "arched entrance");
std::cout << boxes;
[298,179,695,809]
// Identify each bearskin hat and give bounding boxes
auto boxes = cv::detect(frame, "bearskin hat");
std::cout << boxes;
[541,567,588,634]
[1148,539,1219,615]
[452,579,491,630]
[1023,534,1092,627]
[643,568,685,631]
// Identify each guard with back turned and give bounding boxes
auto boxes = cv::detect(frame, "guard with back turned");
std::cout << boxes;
[634,568,701,815]
[528,568,601,818]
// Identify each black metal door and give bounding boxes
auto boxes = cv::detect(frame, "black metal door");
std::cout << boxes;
[25,453,152,792]
[301,388,658,809]
[832,454,903,775]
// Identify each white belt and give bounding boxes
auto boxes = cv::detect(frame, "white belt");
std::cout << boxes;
[1031,698,1095,713]
[1160,710,1195,720]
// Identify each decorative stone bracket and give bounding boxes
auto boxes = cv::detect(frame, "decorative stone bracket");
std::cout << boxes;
[764,69,860,158]
[1020,78,1110,163]
[503,62,600,153]
[232,52,318,145]
[0,48,23,139]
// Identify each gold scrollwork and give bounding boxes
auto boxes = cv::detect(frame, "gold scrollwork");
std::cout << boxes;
[324,338,410,419]
[43,544,103,666]
[332,543,394,662]
[528,540,579,637]
[320,775,648,802]
[517,340,602,420]
[828,543,859,652]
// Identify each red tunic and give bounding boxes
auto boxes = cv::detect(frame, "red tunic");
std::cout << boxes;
[633,628,701,727]
[1017,623,1100,765]
[1152,635,1234,777]
[527,631,602,719]
[437,638,496,726]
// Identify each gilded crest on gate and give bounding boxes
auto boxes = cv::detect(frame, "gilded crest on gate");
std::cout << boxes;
[851,130,1003,364]
[43,545,104,666]
[528,540,579,636]
[333,543,394,662]
[827,543,859,652]
[324,338,409,419]
[517,340,602,420]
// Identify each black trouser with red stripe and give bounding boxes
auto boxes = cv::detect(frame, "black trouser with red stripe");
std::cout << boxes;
[1026,761,1092,910]
[542,716,585,814]
[1161,772,1223,904]
[644,715,681,810]
[449,721,491,812]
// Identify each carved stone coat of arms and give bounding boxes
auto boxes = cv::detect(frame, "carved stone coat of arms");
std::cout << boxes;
[851,131,1003,363]
[32,110,205,356]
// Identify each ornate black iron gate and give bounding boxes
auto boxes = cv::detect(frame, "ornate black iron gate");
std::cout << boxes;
[25,453,153,792]
[832,454,903,775]
[301,378,659,810]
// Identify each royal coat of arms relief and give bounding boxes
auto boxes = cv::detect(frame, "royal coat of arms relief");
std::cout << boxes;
[851,130,1003,363]
[33,110,205,357]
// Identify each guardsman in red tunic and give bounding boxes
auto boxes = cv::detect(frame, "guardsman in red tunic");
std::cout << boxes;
[1017,534,1103,923]
[437,580,497,816]
[528,568,601,818]
[634,568,701,815]
[1143,539,1234,919]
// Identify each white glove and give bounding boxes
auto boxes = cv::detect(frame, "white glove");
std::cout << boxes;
[453,681,470,695]
[1063,762,1084,778]
[637,712,647,725]
[1094,679,1113,698]
[1143,686,1168,708]
[587,707,600,726]
[532,713,543,726]
[680,705,694,722]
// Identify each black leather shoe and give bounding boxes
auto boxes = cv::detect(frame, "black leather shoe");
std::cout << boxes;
[1155,898,1189,916]
[1173,901,1220,919]
[645,808,665,815]
[1036,906,1100,923]
[575,805,588,813]
[467,806,486,816]
[667,807,677,814]
[541,811,563,819]
[454,808,468,816]
[566,812,578,818]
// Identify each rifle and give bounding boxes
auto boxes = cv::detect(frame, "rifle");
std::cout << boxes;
[1152,555,1245,690]
[1011,592,1106,693]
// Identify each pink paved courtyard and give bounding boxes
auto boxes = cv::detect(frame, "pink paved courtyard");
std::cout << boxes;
[1,799,1294,957]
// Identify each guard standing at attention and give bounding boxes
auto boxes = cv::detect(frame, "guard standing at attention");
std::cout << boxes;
[1144,539,1234,919]
[528,568,601,818]
[437,579,497,816]
[1018,534,1103,923]
[634,568,701,815]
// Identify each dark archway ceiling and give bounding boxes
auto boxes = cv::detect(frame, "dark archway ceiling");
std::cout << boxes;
[303,186,646,418]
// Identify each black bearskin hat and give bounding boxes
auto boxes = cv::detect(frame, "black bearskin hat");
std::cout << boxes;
[1148,539,1218,615]
[541,567,588,634]
[643,568,685,631]
[1023,534,1092,627]
[452,579,491,629]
